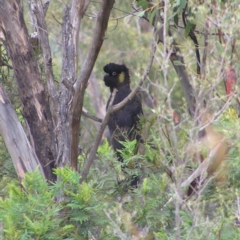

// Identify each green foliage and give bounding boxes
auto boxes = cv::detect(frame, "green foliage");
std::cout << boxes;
[0,164,169,239]
[1,119,240,239]
[97,139,115,160]
[149,7,158,26]
[1,0,240,239]
[136,0,150,9]
[117,139,138,161]
[185,22,196,37]
[171,0,187,24]
[0,171,61,240]
[0,169,110,239]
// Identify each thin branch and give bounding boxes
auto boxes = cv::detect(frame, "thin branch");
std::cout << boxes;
[112,34,156,113]
[232,38,240,61]
[103,209,127,239]
[89,1,149,21]
[171,38,196,117]
[43,0,50,17]
[70,0,115,170]
[170,24,224,36]
[162,139,227,207]
[0,59,12,69]
[82,108,102,123]
[157,21,195,117]
[73,0,115,94]
[211,0,225,44]
[30,0,58,125]
[201,20,209,78]
[70,0,91,71]
[182,3,201,75]
[180,138,226,190]
[51,12,62,26]
[80,88,117,183]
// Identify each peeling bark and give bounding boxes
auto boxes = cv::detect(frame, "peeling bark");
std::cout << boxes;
[57,0,115,169]
[0,0,56,181]
[0,0,115,181]
[0,83,44,180]
[28,0,58,126]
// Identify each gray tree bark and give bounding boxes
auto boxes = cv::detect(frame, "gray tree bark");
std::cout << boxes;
[0,83,44,180]
[0,0,115,181]
[0,0,56,181]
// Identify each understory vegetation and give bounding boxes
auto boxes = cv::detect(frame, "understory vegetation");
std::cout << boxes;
[1,0,240,239]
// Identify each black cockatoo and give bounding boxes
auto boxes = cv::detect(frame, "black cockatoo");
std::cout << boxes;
[103,63,143,187]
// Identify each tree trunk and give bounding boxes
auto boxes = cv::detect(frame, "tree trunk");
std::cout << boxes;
[0,83,44,180]
[58,0,115,169]
[0,0,56,181]
[0,0,115,182]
